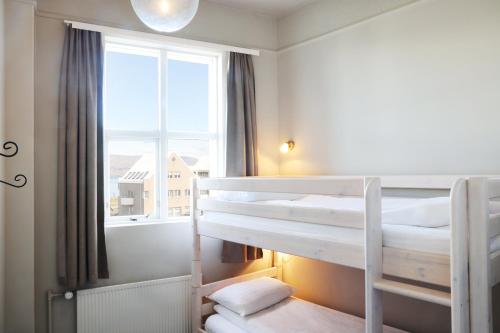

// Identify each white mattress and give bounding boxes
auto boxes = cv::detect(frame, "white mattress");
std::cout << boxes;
[204,212,500,255]
[211,297,406,333]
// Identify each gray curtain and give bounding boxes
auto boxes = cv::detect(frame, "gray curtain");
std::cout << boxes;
[222,52,263,263]
[57,25,108,289]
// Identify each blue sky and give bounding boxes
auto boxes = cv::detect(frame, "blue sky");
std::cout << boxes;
[105,51,209,133]
[168,59,209,132]
[105,51,213,205]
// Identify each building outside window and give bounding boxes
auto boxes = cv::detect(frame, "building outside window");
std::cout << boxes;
[103,39,225,224]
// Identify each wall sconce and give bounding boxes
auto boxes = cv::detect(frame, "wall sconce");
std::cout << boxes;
[280,140,295,154]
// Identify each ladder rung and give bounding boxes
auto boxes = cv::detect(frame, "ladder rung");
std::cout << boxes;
[373,279,451,307]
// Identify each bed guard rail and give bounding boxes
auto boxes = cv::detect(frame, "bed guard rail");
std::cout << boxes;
[195,176,376,229]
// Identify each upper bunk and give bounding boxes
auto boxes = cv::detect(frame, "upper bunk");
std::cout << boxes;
[193,176,500,288]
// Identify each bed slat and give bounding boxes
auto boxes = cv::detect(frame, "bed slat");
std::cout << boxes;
[198,199,364,229]
[198,218,365,268]
[373,279,451,307]
[199,218,452,287]
[382,247,450,287]
[198,177,365,196]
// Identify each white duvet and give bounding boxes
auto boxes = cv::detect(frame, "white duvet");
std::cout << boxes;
[212,297,406,333]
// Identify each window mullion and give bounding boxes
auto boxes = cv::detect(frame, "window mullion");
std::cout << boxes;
[105,130,160,140]
[159,49,169,219]
[167,131,217,140]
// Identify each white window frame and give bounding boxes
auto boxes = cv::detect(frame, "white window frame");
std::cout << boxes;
[103,36,227,226]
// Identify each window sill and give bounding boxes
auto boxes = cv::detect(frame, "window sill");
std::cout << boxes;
[105,217,190,228]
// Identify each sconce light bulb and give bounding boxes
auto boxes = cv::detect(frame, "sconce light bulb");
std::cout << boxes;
[280,141,295,154]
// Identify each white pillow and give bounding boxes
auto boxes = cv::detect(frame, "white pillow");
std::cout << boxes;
[299,195,453,227]
[382,197,451,227]
[208,277,295,316]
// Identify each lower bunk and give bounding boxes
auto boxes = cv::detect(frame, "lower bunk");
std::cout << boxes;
[191,176,500,332]
[202,276,406,333]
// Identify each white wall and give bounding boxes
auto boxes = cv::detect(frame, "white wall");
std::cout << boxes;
[35,1,279,332]
[254,50,280,174]
[4,1,36,332]
[277,0,500,332]
[0,0,5,330]
[279,0,500,176]
[278,0,417,49]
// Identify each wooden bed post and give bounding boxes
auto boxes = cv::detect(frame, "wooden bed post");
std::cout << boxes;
[191,178,202,333]
[364,177,383,333]
[468,177,492,333]
[449,179,470,333]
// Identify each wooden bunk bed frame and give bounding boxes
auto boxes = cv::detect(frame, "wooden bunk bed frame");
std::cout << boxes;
[191,176,500,333]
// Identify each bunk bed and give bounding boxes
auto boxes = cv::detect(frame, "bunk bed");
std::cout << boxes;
[191,176,500,333]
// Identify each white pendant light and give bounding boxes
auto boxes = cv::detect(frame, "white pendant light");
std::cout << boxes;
[131,0,199,33]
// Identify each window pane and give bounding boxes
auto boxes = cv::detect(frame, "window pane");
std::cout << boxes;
[168,59,209,132]
[105,50,159,131]
[167,139,211,217]
[108,140,157,219]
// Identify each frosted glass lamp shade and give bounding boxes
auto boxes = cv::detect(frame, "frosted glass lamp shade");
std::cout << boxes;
[131,0,199,33]
[280,141,295,154]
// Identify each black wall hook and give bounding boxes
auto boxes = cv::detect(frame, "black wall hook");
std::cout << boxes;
[0,141,19,157]
[0,174,27,188]
[1,141,27,188]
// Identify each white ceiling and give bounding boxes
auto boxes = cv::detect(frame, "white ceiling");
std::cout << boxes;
[206,0,320,18]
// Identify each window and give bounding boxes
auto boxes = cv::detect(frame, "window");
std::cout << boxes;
[104,40,224,224]
[168,190,182,198]
[168,172,181,179]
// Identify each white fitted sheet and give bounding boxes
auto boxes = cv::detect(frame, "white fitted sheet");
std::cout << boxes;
[213,297,406,333]
[204,212,500,255]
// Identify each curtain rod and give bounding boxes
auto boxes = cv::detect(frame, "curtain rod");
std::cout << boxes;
[64,20,260,56]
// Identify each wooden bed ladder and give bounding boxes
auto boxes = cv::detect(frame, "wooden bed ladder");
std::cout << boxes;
[364,178,470,333]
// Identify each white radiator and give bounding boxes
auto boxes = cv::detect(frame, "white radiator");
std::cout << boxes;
[77,275,191,333]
